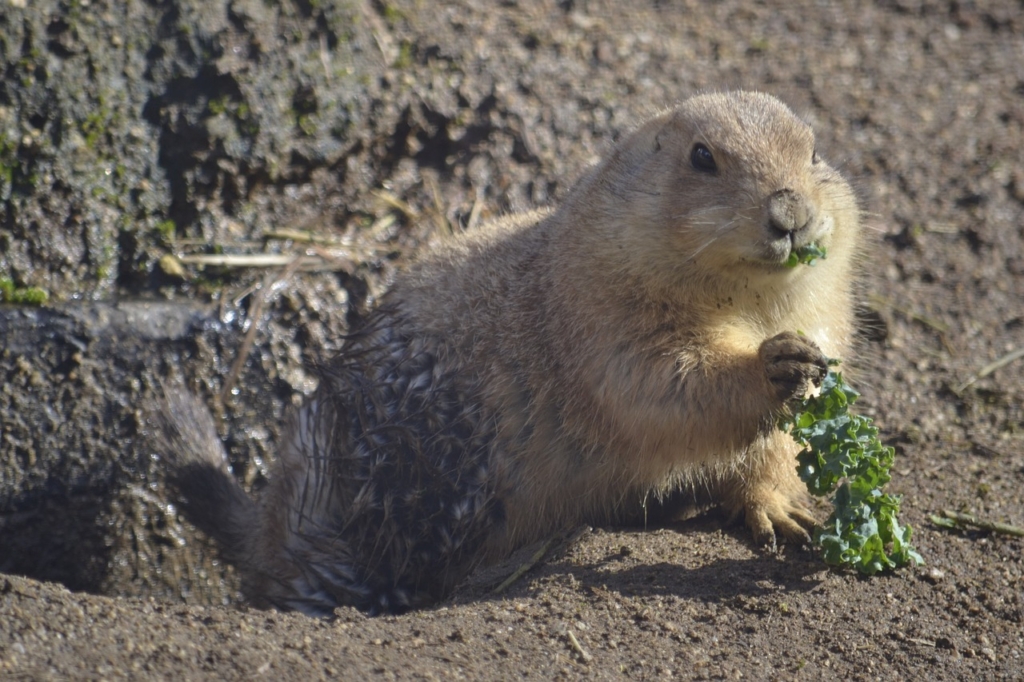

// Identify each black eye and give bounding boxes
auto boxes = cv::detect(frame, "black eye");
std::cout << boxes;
[812,149,820,165]
[690,143,717,174]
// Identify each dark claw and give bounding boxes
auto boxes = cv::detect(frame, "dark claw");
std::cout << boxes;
[759,332,829,403]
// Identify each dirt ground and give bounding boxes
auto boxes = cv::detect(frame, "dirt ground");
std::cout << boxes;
[2,0,1023,679]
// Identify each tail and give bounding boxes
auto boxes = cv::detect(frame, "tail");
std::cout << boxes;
[148,388,258,564]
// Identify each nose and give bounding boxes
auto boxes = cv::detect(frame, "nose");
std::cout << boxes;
[767,189,814,238]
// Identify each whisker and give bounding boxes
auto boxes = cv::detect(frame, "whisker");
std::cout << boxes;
[687,236,720,260]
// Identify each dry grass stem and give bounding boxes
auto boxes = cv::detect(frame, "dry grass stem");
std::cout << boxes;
[932,510,1024,537]
[954,346,1024,394]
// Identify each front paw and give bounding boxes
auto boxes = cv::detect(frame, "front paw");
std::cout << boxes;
[730,488,819,550]
[758,332,828,404]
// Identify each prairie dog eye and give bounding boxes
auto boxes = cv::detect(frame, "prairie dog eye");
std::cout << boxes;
[690,143,717,174]
[812,149,821,165]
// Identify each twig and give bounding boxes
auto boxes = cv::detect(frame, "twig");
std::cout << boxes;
[424,174,453,235]
[178,254,300,267]
[173,237,261,247]
[319,33,331,84]
[868,294,949,333]
[467,186,484,232]
[492,537,556,595]
[954,346,1024,394]
[923,223,959,235]
[231,279,269,308]
[369,213,398,241]
[220,257,304,402]
[361,0,397,65]
[263,229,346,246]
[176,253,352,273]
[371,189,420,220]
[970,440,1007,459]
[566,630,592,663]
[931,510,1024,537]
[906,637,937,648]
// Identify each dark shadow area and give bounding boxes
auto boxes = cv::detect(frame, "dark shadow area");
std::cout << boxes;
[452,513,829,614]
[0,303,277,604]
[0,489,114,593]
[141,67,247,234]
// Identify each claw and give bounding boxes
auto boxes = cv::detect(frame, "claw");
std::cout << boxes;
[760,332,830,403]
[739,494,818,549]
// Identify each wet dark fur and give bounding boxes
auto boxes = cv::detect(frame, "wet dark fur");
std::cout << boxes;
[157,311,506,615]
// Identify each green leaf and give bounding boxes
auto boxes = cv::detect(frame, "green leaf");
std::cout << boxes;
[784,243,828,268]
[781,366,921,574]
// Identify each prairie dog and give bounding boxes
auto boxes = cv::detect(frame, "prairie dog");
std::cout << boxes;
[153,91,861,615]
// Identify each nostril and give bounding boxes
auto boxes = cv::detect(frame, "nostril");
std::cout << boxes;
[767,215,793,240]
[767,189,813,237]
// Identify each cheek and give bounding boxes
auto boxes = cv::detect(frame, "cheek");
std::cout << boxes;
[818,213,836,241]
[812,182,859,248]
[724,229,771,262]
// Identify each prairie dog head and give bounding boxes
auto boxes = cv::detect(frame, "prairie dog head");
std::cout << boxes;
[563,91,860,290]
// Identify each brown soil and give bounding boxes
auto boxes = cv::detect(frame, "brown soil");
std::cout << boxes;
[2,0,1022,679]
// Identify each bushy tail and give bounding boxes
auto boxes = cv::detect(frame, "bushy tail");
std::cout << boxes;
[148,389,258,564]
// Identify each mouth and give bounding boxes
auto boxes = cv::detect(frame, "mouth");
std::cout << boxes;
[784,242,827,268]
[757,209,834,269]
[750,238,827,270]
